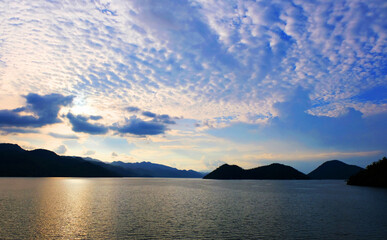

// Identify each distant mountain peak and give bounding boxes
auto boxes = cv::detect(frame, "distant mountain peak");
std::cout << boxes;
[308,160,363,179]
[110,160,204,178]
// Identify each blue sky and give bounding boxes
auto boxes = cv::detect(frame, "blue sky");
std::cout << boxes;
[0,0,386,172]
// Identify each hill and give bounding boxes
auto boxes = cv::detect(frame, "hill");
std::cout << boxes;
[203,163,309,180]
[308,160,363,179]
[0,143,120,177]
[111,161,204,178]
[347,157,387,188]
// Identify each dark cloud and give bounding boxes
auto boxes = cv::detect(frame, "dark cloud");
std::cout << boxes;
[49,132,79,139]
[0,93,73,128]
[142,111,176,124]
[142,111,157,118]
[89,115,103,120]
[114,116,167,136]
[156,114,176,124]
[0,128,39,134]
[126,106,140,112]
[113,109,177,136]
[67,113,108,135]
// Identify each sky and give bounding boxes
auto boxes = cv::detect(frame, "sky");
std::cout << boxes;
[0,0,386,173]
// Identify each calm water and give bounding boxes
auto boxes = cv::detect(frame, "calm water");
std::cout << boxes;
[0,178,386,239]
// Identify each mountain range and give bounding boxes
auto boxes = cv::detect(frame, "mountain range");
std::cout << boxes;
[0,143,203,178]
[110,161,203,178]
[0,143,367,180]
[204,160,364,180]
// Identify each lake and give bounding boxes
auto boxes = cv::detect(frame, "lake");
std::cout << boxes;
[0,178,386,239]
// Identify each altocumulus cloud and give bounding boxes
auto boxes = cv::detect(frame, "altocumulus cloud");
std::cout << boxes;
[66,113,109,135]
[1,0,385,123]
[0,93,73,128]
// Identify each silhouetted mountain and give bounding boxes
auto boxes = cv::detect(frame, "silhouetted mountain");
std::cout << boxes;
[308,160,363,179]
[111,161,204,178]
[0,143,121,177]
[0,143,202,178]
[203,163,309,180]
[347,157,387,188]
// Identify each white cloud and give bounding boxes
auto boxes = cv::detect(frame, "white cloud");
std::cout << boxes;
[55,144,67,154]
[0,0,385,124]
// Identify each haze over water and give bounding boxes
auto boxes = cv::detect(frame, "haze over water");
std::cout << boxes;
[0,178,386,239]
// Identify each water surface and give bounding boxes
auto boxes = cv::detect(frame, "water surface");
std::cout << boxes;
[0,178,386,239]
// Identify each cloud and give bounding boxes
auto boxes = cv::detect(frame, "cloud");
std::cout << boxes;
[142,111,176,124]
[0,93,73,128]
[112,152,118,157]
[0,128,39,134]
[114,116,167,136]
[84,150,95,156]
[89,115,103,120]
[112,108,177,136]
[49,132,79,139]
[126,106,140,112]
[201,156,226,170]
[55,145,67,154]
[67,113,108,135]
[155,114,176,124]
[1,0,385,124]
[142,111,157,118]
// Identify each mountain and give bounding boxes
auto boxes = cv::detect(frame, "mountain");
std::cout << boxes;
[203,163,309,180]
[0,143,121,177]
[347,157,387,188]
[0,143,203,178]
[308,160,363,179]
[111,161,204,178]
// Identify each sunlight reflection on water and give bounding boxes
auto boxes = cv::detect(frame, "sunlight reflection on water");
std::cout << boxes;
[0,178,386,239]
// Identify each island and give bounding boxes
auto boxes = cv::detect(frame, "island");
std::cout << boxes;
[203,163,309,180]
